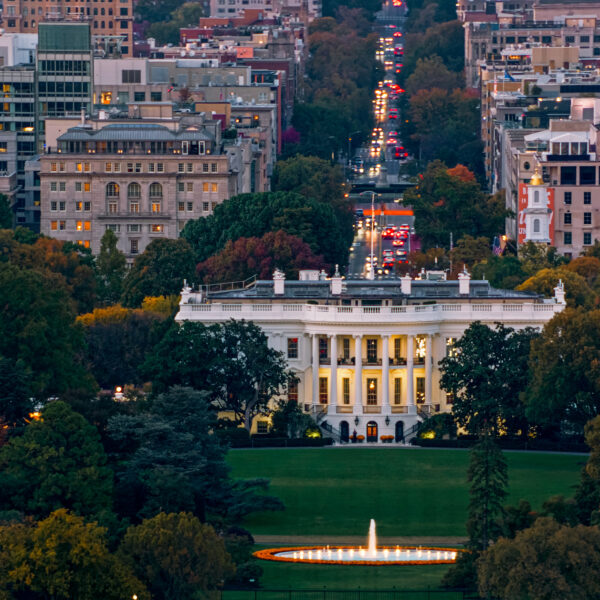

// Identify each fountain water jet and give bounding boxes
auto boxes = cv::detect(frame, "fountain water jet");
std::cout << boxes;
[367,519,377,558]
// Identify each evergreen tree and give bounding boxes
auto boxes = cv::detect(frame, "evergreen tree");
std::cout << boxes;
[96,229,126,305]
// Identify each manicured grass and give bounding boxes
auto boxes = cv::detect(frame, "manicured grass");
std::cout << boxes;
[228,447,584,538]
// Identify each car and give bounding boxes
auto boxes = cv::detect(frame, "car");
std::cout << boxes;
[382,260,394,270]
[392,239,404,246]
[387,138,397,145]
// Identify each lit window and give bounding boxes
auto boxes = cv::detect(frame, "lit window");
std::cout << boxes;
[59,220,66,230]
[319,377,328,404]
[287,338,298,359]
[211,183,218,193]
[84,221,91,231]
[178,202,185,211]
[151,224,163,233]
[203,182,209,192]
[50,221,58,230]
[151,202,161,213]
[84,182,90,192]
[75,201,82,211]
[446,338,457,357]
[76,221,83,231]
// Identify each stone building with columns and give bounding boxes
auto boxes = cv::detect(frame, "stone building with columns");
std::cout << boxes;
[176,269,565,442]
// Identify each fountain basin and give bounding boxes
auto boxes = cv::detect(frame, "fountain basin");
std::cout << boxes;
[254,546,463,566]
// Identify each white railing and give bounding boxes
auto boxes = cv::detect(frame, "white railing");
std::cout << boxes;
[178,300,564,323]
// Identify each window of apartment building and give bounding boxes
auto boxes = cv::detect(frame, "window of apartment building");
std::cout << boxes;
[75,182,82,192]
[134,91,145,102]
[59,163,65,172]
[187,202,193,211]
[51,201,57,211]
[150,92,162,102]
[59,221,66,230]
[211,183,218,193]
[319,377,328,404]
[394,377,402,405]
[178,201,185,211]
[211,202,218,211]
[178,163,185,173]
[564,191,572,205]
[287,337,298,359]
[59,201,66,211]
[446,391,455,405]
[151,224,163,233]
[76,201,83,211]
[561,167,576,186]
[366,378,377,405]
[584,212,592,225]
[178,183,185,192]
[148,163,155,173]
[105,162,112,173]
[288,379,299,403]
[203,201,209,212]
[211,163,217,173]
[203,182,209,192]
[584,232,593,245]
[564,231,572,245]
[542,36,552,43]
[127,162,142,173]
[106,224,120,232]
[76,221,91,231]
[122,70,141,84]
[50,182,57,192]
[51,162,57,172]
[564,212,572,225]
[84,201,91,211]
[581,166,595,185]
[581,35,590,43]
[130,239,139,254]
[565,35,575,43]
[202,163,209,172]
[127,224,141,233]
[50,220,58,231]
[150,182,162,198]
[151,201,161,213]
[584,191,592,204]
[59,182,66,192]
[129,198,139,213]
[113,163,121,173]
[342,378,350,405]
[186,163,193,173]
[187,182,193,192]
[416,377,425,404]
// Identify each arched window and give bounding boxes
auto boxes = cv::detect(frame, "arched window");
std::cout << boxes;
[533,219,540,233]
[127,182,141,198]
[534,190,540,203]
[106,182,119,197]
[149,182,163,198]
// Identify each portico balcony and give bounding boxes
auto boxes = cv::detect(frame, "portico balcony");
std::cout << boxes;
[362,357,382,366]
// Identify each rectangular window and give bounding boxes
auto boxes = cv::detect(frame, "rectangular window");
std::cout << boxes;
[394,337,402,360]
[584,191,592,204]
[319,377,328,404]
[58,221,66,231]
[211,183,218,193]
[134,92,145,102]
[366,378,377,405]
[75,201,82,211]
[288,379,298,403]
[59,182,66,192]
[584,232,592,245]
[187,202,193,212]
[581,166,596,186]
[177,182,184,192]
[50,220,58,230]
[105,162,112,172]
[564,191,572,205]
[127,224,141,233]
[342,378,350,405]
[122,69,141,84]
[76,221,83,231]
[50,182,57,191]
[59,163,65,172]
[113,163,121,173]
[203,182,209,192]
[446,337,457,357]
[51,162,57,172]
[84,183,90,192]
[343,338,350,360]
[151,202,161,213]
[76,162,83,172]
[157,163,164,173]
[178,163,184,173]
[564,212,572,225]
[178,201,185,211]
[202,163,209,172]
[394,377,402,405]
[130,239,139,254]
[151,224,163,233]
[59,201,65,211]
[187,182,193,192]
[51,201,57,211]
[256,421,268,434]
[287,337,298,359]
[148,163,155,173]
[584,212,592,225]
[561,166,577,186]
[186,163,193,173]
[366,338,377,363]
[446,391,454,405]
[84,202,91,211]
[150,92,162,102]
[319,337,328,361]
[416,377,425,404]
[203,201,209,212]
[211,163,217,172]
[75,182,82,192]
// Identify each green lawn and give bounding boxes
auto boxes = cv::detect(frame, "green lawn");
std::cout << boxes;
[228,447,585,538]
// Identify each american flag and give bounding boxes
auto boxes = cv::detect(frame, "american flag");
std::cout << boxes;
[492,236,502,256]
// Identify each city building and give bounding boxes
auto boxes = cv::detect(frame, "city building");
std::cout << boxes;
[39,107,244,258]
[1,0,133,56]
[176,269,565,440]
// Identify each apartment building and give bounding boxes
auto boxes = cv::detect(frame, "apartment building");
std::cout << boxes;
[1,0,133,56]
[39,113,242,259]
[176,270,564,440]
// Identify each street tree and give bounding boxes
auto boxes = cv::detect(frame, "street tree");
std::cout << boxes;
[96,229,126,305]
[0,509,148,600]
[405,55,463,96]
[121,238,196,307]
[0,401,113,521]
[119,512,234,600]
[526,309,600,435]
[439,322,538,436]
[478,517,600,600]
[108,387,283,522]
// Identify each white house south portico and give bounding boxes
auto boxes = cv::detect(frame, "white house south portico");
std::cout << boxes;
[176,269,565,443]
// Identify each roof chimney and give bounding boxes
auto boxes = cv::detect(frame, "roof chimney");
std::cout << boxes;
[458,268,471,295]
[330,264,342,295]
[401,274,412,295]
[273,268,285,295]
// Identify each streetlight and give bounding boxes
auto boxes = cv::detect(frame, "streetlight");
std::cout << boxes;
[359,191,380,280]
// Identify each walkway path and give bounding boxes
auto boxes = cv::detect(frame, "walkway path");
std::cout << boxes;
[254,535,468,546]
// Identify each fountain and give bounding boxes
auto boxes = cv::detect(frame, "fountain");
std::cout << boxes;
[254,520,462,566]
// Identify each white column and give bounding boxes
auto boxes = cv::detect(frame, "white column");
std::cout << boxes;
[353,334,362,414]
[406,334,415,414]
[382,335,390,410]
[312,333,319,409]
[329,334,338,415]
[425,334,433,407]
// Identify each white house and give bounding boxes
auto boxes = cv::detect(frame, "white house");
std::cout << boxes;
[176,269,565,443]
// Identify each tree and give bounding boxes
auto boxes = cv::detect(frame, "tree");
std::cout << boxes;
[0,401,113,521]
[403,161,507,249]
[0,194,11,229]
[0,263,93,399]
[144,320,289,430]
[196,230,325,284]
[526,309,600,435]
[146,2,204,44]
[0,356,32,434]
[439,322,538,436]
[405,55,463,96]
[119,512,234,600]
[564,256,600,286]
[78,305,168,389]
[478,517,600,600]
[108,387,283,522]
[270,398,315,438]
[467,435,508,552]
[471,255,528,290]
[517,267,594,308]
[0,509,148,600]
[518,241,568,276]
[121,238,196,307]
[450,235,492,270]
[182,191,350,272]
[96,229,126,305]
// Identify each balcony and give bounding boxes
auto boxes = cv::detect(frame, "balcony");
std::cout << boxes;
[0,171,18,194]
[362,357,382,366]
[390,357,406,366]
[337,357,355,366]
[319,357,330,365]
[98,211,169,219]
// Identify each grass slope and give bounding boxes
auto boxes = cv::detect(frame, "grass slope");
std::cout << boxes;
[228,447,584,537]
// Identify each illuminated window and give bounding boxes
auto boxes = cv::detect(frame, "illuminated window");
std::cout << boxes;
[100,91,112,105]
[84,182,90,192]
[203,182,209,192]
[105,162,112,172]
[76,221,83,231]
[394,377,402,405]
[76,162,83,172]
[106,182,119,197]
[366,378,377,405]
[151,201,161,213]
[366,339,377,363]
[75,201,82,211]
[51,162,57,172]
[446,338,457,357]
[446,391,455,405]
[151,224,163,233]
[59,220,66,230]
[415,336,426,360]
[319,377,328,404]
[50,220,58,230]
[84,163,90,172]
[84,221,91,231]
[211,183,218,193]
[416,377,425,404]
[343,378,350,405]
[288,379,298,403]
[129,199,139,213]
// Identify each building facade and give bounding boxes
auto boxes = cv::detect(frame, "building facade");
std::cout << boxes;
[176,270,565,441]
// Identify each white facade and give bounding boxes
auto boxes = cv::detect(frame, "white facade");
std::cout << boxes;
[176,272,565,442]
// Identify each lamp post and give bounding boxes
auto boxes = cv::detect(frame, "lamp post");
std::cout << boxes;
[347,130,361,175]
